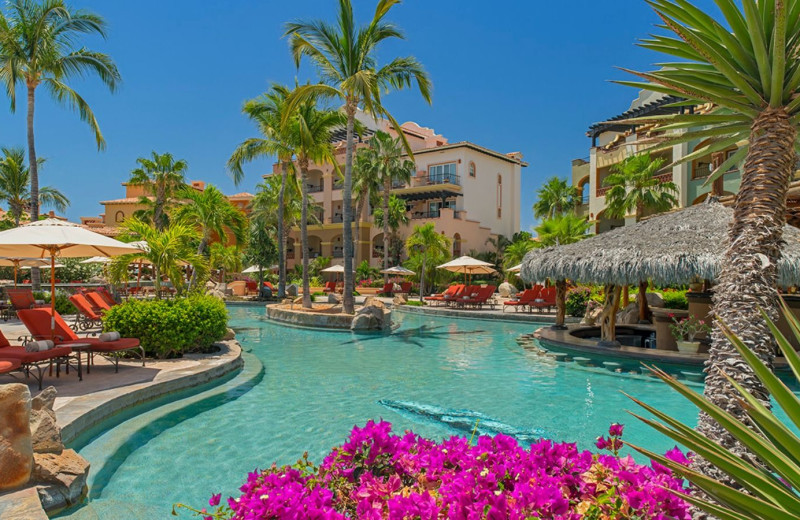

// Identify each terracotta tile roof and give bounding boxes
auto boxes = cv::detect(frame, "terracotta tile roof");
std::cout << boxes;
[99,197,150,204]
[228,192,254,200]
[80,224,121,237]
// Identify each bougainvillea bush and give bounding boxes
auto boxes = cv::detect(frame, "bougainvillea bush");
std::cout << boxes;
[179,421,691,519]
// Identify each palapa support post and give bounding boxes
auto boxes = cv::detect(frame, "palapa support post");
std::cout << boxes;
[551,279,568,330]
[598,284,622,347]
[622,285,629,307]
[638,280,651,323]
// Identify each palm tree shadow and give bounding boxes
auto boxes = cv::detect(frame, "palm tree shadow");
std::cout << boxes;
[342,324,486,349]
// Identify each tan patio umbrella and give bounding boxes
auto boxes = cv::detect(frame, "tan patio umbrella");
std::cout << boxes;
[438,255,496,285]
[80,256,112,264]
[0,219,143,333]
[321,264,352,282]
[507,263,522,273]
[380,266,416,276]
[0,257,51,287]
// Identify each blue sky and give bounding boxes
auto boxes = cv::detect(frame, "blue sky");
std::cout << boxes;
[0,0,717,232]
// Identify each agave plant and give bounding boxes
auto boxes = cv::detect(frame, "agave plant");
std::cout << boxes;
[627,298,800,520]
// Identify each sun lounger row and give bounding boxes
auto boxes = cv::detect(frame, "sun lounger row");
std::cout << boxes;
[425,284,498,309]
[502,285,557,313]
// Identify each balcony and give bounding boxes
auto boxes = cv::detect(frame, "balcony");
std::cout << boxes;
[333,248,344,258]
[331,214,343,223]
[306,183,323,193]
[410,209,462,220]
[596,186,612,197]
[333,181,344,190]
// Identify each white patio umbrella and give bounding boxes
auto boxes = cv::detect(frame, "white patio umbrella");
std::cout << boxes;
[380,266,416,276]
[0,257,51,287]
[81,256,112,264]
[0,219,143,332]
[438,255,496,284]
[242,265,279,274]
[21,263,65,269]
[507,263,522,273]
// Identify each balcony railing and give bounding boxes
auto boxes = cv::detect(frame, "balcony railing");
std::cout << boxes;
[653,172,673,183]
[596,186,612,197]
[331,214,343,223]
[410,210,462,220]
[426,173,460,186]
[306,183,323,193]
[333,249,344,258]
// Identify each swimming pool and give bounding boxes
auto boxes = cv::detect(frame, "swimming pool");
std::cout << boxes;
[58,305,699,518]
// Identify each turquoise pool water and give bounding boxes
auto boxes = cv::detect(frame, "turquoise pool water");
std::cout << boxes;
[60,305,699,518]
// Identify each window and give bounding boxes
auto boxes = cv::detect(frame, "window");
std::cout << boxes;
[428,200,456,216]
[468,162,476,178]
[496,174,503,219]
[428,163,457,184]
[115,211,125,222]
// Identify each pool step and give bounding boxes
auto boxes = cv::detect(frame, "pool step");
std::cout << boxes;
[572,357,592,367]
[547,352,570,362]
[602,361,622,373]
[680,371,705,383]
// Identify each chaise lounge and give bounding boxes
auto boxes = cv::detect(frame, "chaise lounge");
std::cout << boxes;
[0,330,72,390]
[69,293,105,330]
[17,308,144,373]
[502,286,541,313]
[424,284,463,306]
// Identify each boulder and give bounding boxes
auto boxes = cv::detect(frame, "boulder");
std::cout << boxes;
[392,294,407,305]
[222,328,235,341]
[0,487,48,520]
[362,297,385,310]
[327,292,342,304]
[351,305,389,331]
[616,303,639,325]
[286,284,298,297]
[0,383,33,492]
[30,387,62,455]
[292,296,303,305]
[33,450,90,512]
[638,291,664,308]
[498,282,518,298]
[581,301,603,326]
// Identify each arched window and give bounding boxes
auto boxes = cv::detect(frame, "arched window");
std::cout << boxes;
[115,211,125,223]
[496,175,503,219]
[468,162,476,178]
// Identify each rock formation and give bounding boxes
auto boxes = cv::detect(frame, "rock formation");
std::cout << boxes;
[0,384,33,492]
[498,282,518,298]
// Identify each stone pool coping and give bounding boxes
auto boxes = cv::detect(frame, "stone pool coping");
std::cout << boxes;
[393,304,580,324]
[58,339,243,445]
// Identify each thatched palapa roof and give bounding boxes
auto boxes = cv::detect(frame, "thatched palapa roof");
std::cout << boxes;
[521,201,800,286]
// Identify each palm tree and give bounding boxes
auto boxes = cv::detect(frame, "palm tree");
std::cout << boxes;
[243,223,278,294]
[603,153,678,221]
[228,84,294,298]
[619,1,800,482]
[0,146,68,226]
[109,217,206,299]
[502,237,537,273]
[533,177,578,219]
[290,89,346,309]
[358,131,414,279]
[209,243,242,285]
[284,0,432,313]
[250,175,303,281]
[352,148,382,264]
[405,222,451,301]
[373,193,409,265]
[129,152,188,231]
[171,184,247,291]
[0,0,120,290]
[604,152,678,322]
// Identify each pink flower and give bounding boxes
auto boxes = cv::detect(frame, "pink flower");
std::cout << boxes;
[608,423,624,437]
[595,436,609,450]
[209,493,221,506]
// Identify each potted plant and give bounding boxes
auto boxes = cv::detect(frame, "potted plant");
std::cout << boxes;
[668,314,711,354]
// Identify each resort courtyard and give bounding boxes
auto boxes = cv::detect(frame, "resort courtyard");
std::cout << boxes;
[4,0,800,519]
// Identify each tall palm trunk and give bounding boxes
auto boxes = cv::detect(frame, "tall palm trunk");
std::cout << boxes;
[353,196,365,267]
[300,161,312,309]
[188,236,208,291]
[154,184,166,231]
[695,108,797,484]
[342,102,356,314]
[419,254,426,302]
[277,162,288,298]
[382,178,390,283]
[26,83,41,291]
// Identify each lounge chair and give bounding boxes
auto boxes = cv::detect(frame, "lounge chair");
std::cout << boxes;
[245,280,258,296]
[69,293,105,331]
[323,281,336,293]
[7,287,49,313]
[530,286,557,313]
[457,285,497,309]
[399,282,412,294]
[424,284,463,306]
[85,291,112,312]
[95,286,118,307]
[17,308,144,373]
[502,287,541,313]
[379,283,394,296]
[0,330,72,390]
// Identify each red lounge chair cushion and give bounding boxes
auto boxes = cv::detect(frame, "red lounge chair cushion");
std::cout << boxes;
[66,338,141,353]
[0,358,21,374]
[0,345,72,363]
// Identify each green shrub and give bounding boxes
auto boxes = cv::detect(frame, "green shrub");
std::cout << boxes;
[103,295,228,359]
[405,300,425,307]
[565,287,591,317]
[661,291,688,310]
[33,290,76,315]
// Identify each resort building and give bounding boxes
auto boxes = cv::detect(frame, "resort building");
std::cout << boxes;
[272,112,527,268]
[571,90,773,233]
[82,181,253,236]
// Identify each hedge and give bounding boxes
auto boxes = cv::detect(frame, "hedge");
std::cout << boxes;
[103,295,228,359]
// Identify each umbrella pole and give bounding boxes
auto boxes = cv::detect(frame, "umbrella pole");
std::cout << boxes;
[50,251,56,339]
[13,262,17,288]
[137,260,142,289]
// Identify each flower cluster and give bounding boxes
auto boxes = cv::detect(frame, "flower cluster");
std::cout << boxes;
[669,314,712,342]
[190,421,691,519]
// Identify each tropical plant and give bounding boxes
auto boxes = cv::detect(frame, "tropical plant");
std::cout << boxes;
[502,236,537,272]
[308,256,332,279]
[565,287,592,318]
[243,223,278,293]
[533,176,579,219]
[603,152,678,221]
[285,0,432,313]
[373,194,409,266]
[109,217,206,298]
[357,131,414,278]
[287,88,346,308]
[484,234,510,269]
[405,222,451,300]
[627,300,800,520]
[352,147,382,264]
[171,184,247,290]
[0,0,120,225]
[249,174,303,285]
[619,1,800,473]
[0,146,68,226]
[355,259,379,283]
[209,243,242,285]
[228,84,295,298]
[534,213,592,248]
[129,152,188,231]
